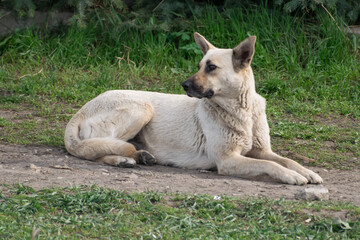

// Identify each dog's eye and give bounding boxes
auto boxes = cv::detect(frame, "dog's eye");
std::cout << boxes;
[206,64,217,72]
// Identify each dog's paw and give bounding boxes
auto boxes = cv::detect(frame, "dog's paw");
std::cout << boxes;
[116,157,137,168]
[281,170,308,185]
[293,167,323,184]
[137,150,157,166]
[302,169,323,184]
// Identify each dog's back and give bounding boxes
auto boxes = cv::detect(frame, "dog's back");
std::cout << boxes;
[64,90,215,168]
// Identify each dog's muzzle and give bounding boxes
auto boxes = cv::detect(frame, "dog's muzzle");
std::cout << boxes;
[182,80,214,99]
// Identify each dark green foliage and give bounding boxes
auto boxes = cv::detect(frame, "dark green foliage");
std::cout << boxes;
[2,0,360,24]
[276,0,360,24]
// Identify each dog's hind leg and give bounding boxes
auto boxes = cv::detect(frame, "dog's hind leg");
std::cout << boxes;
[65,99,156,167]
[98,156,137,168]
[90,143,156,168]
[75,137,137,167]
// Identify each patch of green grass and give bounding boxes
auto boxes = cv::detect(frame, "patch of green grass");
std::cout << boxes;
[0,117,65,146]
[267,114,359,169]
[0,4,359,168]
[0,185,359,239]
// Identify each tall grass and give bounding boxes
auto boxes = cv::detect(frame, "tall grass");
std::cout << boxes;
[1,4,358,103]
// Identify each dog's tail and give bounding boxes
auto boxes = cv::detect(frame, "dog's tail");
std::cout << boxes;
[64,112,86,158]
[64,112,102,160]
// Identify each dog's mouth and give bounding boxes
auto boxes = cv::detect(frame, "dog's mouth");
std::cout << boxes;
[182,80,214,99]
[186,89,214,99]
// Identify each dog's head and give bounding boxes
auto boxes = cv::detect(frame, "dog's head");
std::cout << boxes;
[182,32,256,99]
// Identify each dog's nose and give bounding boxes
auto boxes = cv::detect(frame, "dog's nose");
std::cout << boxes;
[182,80,192,91]
[205,89,214,98]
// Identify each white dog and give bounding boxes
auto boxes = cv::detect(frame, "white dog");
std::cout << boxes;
[65,33,323,185]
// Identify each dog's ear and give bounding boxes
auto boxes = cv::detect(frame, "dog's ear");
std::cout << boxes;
[194,32,216,55]
[232,36,256,72]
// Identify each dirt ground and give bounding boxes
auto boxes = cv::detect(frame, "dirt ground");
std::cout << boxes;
[0,144,359,205]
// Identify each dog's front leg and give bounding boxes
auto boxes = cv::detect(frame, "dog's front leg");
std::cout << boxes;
[246,149,323,184]
[216,154,309,185]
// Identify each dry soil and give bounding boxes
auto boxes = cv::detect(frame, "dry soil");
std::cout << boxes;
[1,144,359,205]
